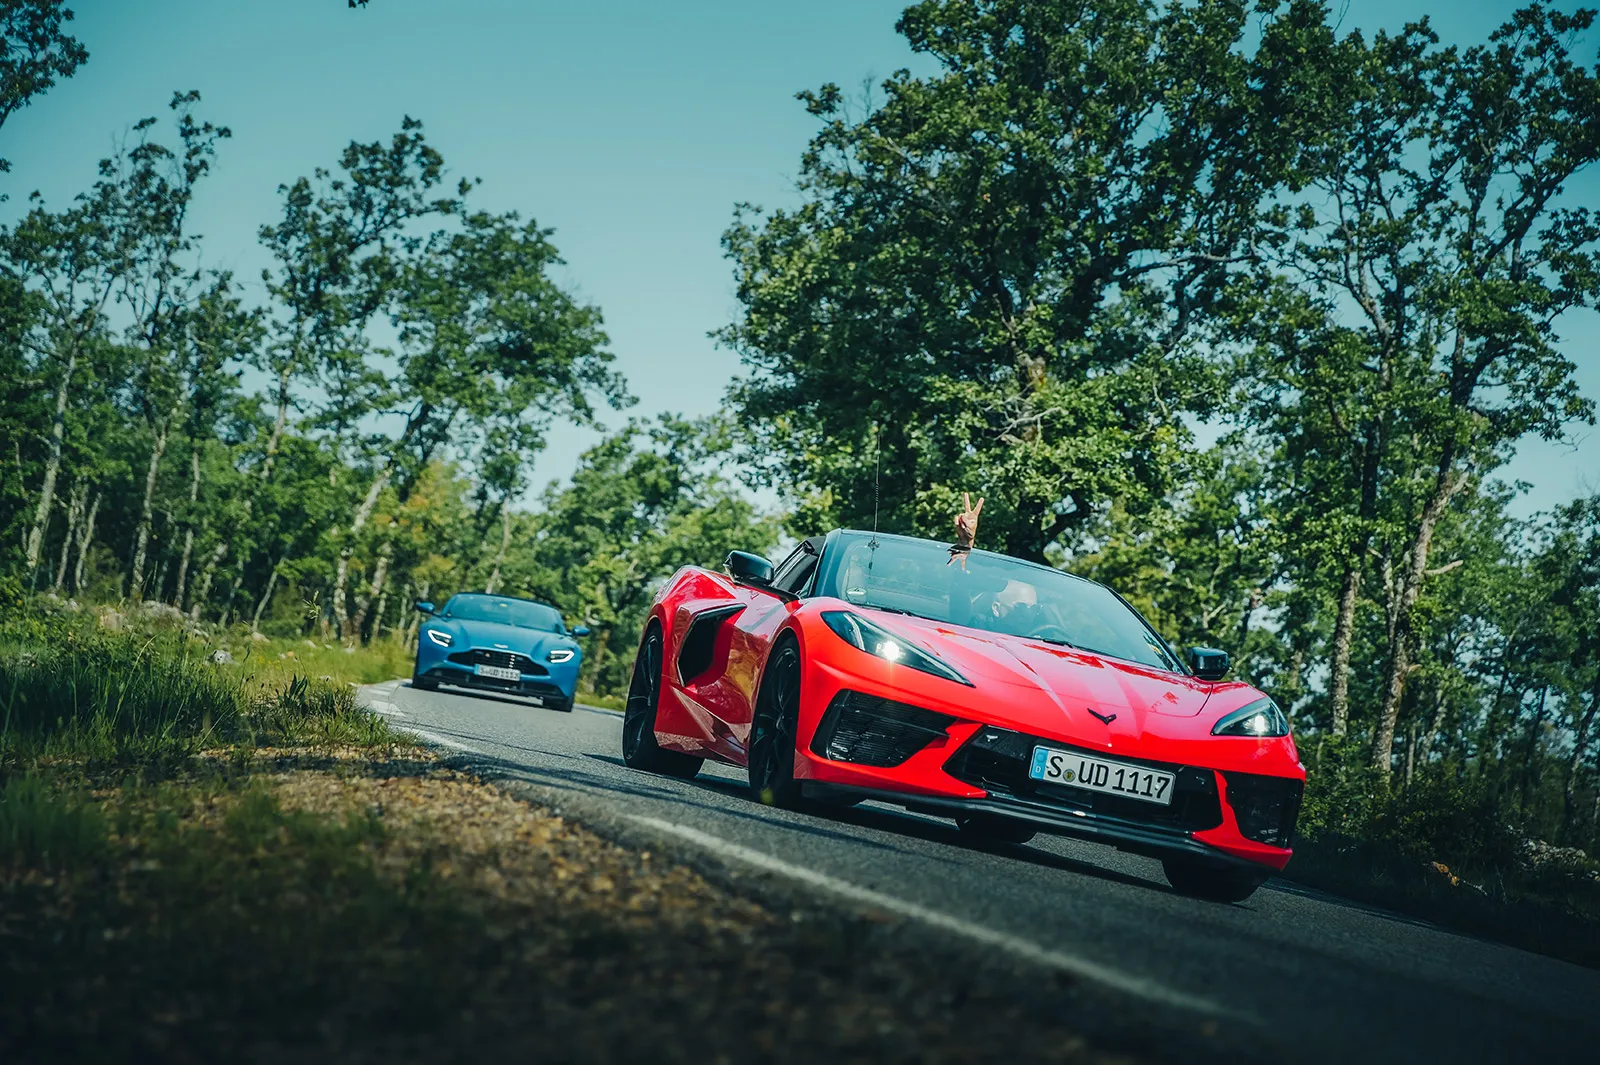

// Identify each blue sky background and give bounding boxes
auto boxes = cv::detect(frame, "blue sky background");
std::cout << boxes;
[3,0,1595,516]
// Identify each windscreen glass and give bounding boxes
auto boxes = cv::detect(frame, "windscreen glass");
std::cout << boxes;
[816,535,1180,671]
[444,595,565,633]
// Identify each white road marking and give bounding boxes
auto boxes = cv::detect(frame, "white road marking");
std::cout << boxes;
[399,726,475,752]
[624,814,1245,1022]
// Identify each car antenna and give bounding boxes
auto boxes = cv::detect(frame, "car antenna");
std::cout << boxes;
[869,421,881,550]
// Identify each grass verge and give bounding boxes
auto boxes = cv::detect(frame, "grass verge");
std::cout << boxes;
[0,607,1150,1063]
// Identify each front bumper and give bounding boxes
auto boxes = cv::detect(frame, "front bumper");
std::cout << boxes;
[415,645,579,705]
[792,653,1303,872]
[417,665,574,704]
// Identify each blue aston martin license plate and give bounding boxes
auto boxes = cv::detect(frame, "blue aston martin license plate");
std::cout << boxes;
[1029,747,1174,806]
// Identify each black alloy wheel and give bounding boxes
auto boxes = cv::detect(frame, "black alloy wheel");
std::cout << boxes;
[621,628,702,779]
[748,642,805,808]
[956,813,1038,846]
[1161,856,1269,903]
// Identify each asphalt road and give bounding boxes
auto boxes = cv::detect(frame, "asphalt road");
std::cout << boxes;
[363,678,1600,1064]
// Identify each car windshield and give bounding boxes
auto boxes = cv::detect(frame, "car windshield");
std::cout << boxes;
[815,534,1181,672]
[443,595,565,633]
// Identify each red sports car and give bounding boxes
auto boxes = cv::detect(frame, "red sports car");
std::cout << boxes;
[621,529,1305,902]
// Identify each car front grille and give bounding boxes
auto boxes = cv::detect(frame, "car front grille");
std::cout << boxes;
[809,691,955,768]
[943,728,1223,833]
[446,649,548,675]
[1224,772,1303,847]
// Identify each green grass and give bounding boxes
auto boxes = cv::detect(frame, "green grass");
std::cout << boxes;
[0,773,108,868]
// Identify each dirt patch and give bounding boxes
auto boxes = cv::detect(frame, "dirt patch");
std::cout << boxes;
[1,750,1186,1064]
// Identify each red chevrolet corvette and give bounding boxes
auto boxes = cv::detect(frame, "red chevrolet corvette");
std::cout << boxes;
[621,529,1305,902]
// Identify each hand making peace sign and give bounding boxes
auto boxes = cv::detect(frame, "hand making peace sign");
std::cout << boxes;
[949,492,983,567]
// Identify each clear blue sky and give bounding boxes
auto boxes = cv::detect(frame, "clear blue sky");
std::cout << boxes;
[3,0,1595,515]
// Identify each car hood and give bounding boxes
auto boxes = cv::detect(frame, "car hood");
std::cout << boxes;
[438,619,574,656]
[859,610,1240,736]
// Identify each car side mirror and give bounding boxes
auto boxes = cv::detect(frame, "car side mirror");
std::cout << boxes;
[571,625,591,638]
[415,601,435,615]
[1189,647,1230,681]
[725,550,775,586]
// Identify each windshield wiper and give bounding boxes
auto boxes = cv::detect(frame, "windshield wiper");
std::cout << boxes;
[1033,635,1078,649]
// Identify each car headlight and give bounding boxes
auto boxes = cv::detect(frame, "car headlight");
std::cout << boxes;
[548,648,575,664]
[425,629,453,648]
[821,611,972,687]
[1212,697,1290,738]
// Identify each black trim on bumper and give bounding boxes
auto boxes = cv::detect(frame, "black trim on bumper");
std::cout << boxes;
[420,667,571,704]
[798,782,1269,870]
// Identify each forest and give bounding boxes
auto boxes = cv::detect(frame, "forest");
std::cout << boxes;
[4,0,1600,873]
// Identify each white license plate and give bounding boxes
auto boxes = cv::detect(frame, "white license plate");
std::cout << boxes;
[1029,747,1175,806]
[474,664,522,682]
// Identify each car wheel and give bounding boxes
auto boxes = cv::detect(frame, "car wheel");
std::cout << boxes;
[956,813,1037,846]
[412,671,437,692]
[546,696,574,712]
[621,627,702,779]
[1162,857,1269,903]
[749,641,804,808]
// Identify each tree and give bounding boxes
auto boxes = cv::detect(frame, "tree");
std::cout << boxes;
[721,0,1351,560]
[327,207,629,643]
[115,92,230,601]
[1250,5,1600,776]
[0,0,88,172]
[3,157,138,580]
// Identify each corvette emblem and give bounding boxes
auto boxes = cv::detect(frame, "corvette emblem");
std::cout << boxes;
[1087,708,1117,725]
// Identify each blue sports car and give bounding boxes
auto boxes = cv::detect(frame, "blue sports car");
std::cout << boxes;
[411,592,590,711]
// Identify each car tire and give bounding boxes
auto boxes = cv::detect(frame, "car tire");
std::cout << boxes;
[412,671,438,692]
[956,813,1038,846]
[1162,857,1269,903]
[748,640,805,809]
[547,696,574,712]
[621,627,702,779]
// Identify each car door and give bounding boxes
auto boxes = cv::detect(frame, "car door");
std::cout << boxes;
[691,539,821,761]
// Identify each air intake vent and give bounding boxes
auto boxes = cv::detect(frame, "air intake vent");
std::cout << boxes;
[447,649,547,675]
[1224,772,1303,848]
[809,691,954,768]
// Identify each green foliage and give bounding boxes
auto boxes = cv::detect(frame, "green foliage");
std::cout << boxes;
[0,0,87,172]
[722,0,1353,560]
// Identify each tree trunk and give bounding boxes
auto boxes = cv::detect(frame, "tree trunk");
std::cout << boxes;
[1371,466,1463,776]
[1328,564,1361,736]
[189,541,228,620]
[332,464,392,643]
[251,556,283,634]
[1562,671,1600,842]
[174,442,203,607]
[582,624,610,696]
[128,422,171,602]
[1519,687,1550,816]
[71,491,99,595]
[485,504,512,594]
[25,349,79,577]
[1415,686,1450,768]
[1329,421,1382,737]
[351,534,393,644]
[53,482,88,592]
[219,568,244,628]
